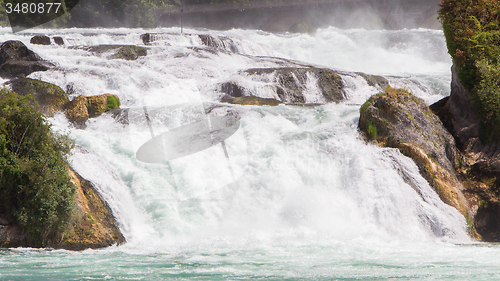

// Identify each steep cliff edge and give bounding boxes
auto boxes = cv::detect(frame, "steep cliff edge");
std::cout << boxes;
[432,64,500,241]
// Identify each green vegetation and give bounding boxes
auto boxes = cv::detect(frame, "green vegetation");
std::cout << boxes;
[439,0,500,141]
[366,121,378,140]
[107,95,121,109]
[0,89,75,245]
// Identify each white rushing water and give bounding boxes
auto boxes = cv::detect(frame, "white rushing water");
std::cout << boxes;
[3,26,495,280]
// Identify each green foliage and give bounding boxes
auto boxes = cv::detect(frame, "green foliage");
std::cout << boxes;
[439,0,500,141]
[367,122,378,140]
[0,88,75,245]
[106,95,120,109]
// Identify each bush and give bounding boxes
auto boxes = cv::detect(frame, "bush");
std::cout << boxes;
[439,0,500,141]
[0,89,75,245]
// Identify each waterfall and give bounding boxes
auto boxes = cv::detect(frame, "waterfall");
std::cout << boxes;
[1,25,469,251]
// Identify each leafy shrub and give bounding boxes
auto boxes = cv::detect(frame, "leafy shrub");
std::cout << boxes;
[0,89,75,245]
[439,0,500,141]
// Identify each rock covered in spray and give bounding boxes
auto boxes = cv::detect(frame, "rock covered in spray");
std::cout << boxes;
[219,67,346,105]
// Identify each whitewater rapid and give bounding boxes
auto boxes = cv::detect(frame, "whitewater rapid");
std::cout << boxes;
[0,26,470,253]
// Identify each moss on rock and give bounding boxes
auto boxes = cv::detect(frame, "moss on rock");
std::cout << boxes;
[359,87,470,218]
[9,78,69,115]
[65,94,121,125]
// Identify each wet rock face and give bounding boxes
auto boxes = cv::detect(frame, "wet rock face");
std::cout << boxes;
[0,40,53,78]
[199,34,239,53]
[219,67,346,105]
[359,87,470,217]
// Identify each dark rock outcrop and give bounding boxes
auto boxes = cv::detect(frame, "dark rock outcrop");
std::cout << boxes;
[359,87,470,218]
[220,67,346,105]
[30,35,51,45]
[8,78,69,115]
[0,40,54,78]
[431,63,500,241]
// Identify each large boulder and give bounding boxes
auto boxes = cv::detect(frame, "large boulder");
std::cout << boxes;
[0,40,54,78]
[219,67,346,105]
[86,93,121,117]
[65,95,89,125]
[8,78,69,115]
[65,94,121,125]
[359,87,470,218]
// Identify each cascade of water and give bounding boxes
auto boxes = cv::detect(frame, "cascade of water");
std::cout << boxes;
[3,26,469,251]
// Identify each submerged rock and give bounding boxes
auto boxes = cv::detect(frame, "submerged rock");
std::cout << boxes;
[221,95,281,106]
[83,45,147,60]
[0,40,54,78]
[8,78,69,115]
[359,87,470,218]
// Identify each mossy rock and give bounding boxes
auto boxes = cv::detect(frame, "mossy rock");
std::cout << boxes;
[86,94,121,118]
[359,87,470,218]
[65,95,89,125]
[223,95,281,106]
[111,46,147,60]
[9,78,69,115]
